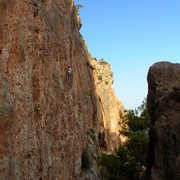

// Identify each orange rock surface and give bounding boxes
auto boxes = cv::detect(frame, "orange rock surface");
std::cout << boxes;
[0,0,101,179]
[90,59,125,153]
[0,0,124,179]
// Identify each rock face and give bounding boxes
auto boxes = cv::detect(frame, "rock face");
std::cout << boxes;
[147,62,180,180]
[0,0,102,179]
[90,59,125,153]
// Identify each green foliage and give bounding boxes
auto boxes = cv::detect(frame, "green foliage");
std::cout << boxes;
[81,149,91,170]
[119,99,150,177]
[100,99,150,180]
[99,58,108,64]
[99,153,139,180]
[122,99,150,132]
[98,75,103,82]
[74,4,84,11]
[99,154,122,180]
[123,131,148,164]
[87,128,97,143]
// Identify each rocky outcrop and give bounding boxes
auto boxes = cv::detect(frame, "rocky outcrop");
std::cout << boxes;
[90,59,125,153]
[0,0,102,179]
[147,62,180,180]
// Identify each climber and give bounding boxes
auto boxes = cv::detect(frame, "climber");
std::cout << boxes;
[66,65,72,84]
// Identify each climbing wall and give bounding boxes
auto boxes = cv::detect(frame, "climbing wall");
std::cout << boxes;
[0,0,101,179]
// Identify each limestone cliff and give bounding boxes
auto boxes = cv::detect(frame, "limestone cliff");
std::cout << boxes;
[0,0,102,179]
[89,59,125,153]
[147,62,180,180]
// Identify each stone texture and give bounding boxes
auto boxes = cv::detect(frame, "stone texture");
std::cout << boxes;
[0,0,102,179]
[147,61,180,180]
[90,59,125,153]
[0,0,125,179]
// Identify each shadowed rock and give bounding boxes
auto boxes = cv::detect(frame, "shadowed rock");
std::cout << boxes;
[147,61,180,180]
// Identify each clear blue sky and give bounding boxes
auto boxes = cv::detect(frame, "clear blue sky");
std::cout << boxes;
[74,0,180,109]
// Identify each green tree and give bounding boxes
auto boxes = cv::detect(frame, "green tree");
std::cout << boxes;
[99,99,150,180]
[118,99,150,178]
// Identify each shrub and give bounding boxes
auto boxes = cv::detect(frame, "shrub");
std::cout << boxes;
[98,75,102,82]
[81,149,91,170]
[87,128,97,142]
[74,4,84,11]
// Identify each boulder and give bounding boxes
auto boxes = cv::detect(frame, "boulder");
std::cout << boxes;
[147,61,180,180]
